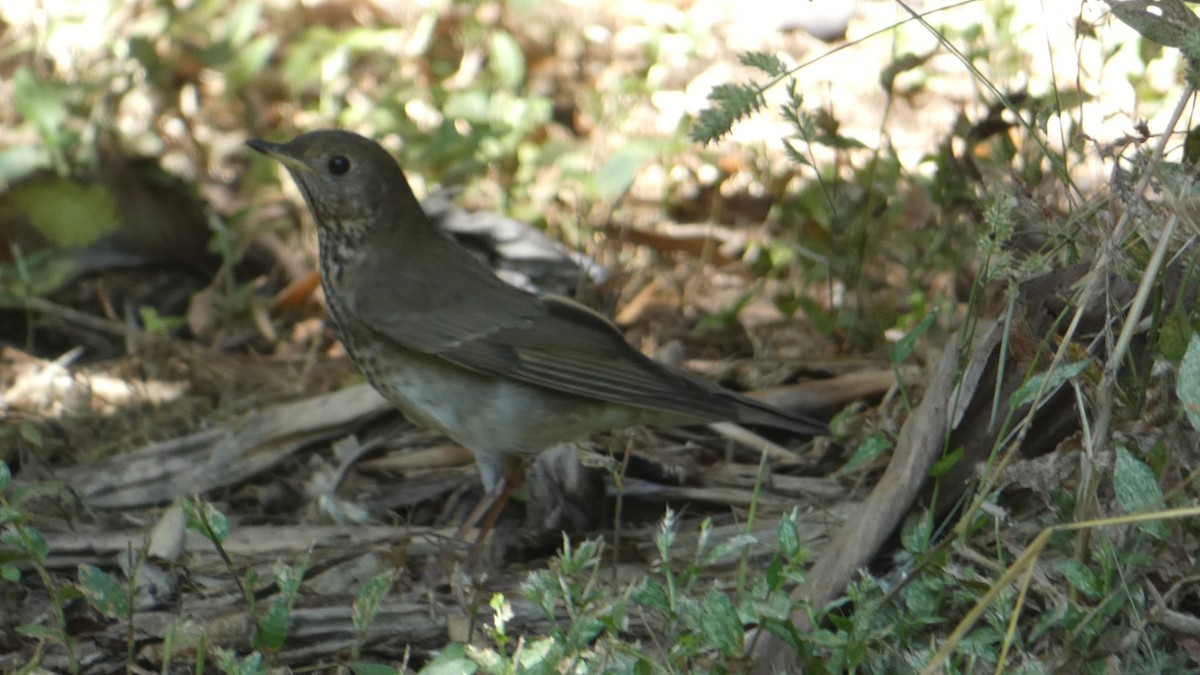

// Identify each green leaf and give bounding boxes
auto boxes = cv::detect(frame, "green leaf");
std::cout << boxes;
[1158,313,1191,361]
[78,564,130,618]
[0,145,48,183]
[777,516,800,559]
[275,560,306,595]
[1056,559,1102,600]
[740,51,788,77]
[591,139,662,199]
[1113,446,1168,540]
[760,617,804,653]
[631,579,670,613]
[12,67,72,137]
[696,590,743,657]
[0,506,22,524]
[890,311,937,364]
[229,35,278,89]
[139,306,186,335]
[1186,125,1200,166]
[0,176,122,247]
[443,89,491,122]
[488,30,526,89]
[520,570,559,618]
[692,82,767,145]
[781,139,812,168]
[900,512,933,554]
[0,462,9,491]
[704,532,757,568]
[515,636,559,670]
[419,644,478,675]
[903,577,941,616]
[839,432,892,475]
[17,623,70,644]
[222,0,262,47]
[214,648,264,675]
[255,560,306,651]
[182,499,229,543]
[1009,360,1090,409]
[3,524,48,560]
[255,595,291,651]
[353,573,393,631]
[488,592,512,638]
[929,446,964,479]
[1177,332,1200,430]
[765,556,785,590]
[18,423,42,447]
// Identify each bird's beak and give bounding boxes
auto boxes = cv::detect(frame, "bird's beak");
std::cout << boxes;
[246,139,315,174]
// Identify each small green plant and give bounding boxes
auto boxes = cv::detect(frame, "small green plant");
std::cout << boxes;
[420,508,820,674]
[0,461,79,671]
[181,497,308,668]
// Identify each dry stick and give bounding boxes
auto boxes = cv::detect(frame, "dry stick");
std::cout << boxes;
[23,296,131,338]
[709,422,798,462]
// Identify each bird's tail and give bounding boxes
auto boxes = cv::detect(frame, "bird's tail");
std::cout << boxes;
[730,393,828,437]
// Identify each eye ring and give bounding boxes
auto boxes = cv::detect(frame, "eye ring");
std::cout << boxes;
[328,155,351,176]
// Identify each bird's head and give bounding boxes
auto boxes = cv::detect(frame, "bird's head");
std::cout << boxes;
[247,130,423,243]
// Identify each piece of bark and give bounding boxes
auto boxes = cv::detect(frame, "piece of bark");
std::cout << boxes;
[58,384,391,509]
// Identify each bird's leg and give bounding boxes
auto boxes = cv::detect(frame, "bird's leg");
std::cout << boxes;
[464,465,522,569]
[429,466,521,582]
[452,476,509,544]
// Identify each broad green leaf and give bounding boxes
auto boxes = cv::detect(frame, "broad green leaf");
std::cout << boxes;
[591,140,660,199]
[1177,332,1200,430]
[1057,559,1102,600]
[631,579,670,613]
[488,30,525,89]
[1113,446,1168,539]
[0,176,121,247]
[697,590,743,657]
[777,516,800,559]
[840,432,892,475]
[78,564,130,618]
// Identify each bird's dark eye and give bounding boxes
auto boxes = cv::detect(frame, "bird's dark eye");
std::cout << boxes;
[328,155,351,176]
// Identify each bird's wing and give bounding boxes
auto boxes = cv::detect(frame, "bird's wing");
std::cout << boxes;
[346,247,736,420]
[344,231,545,348]
[451,295,739,419]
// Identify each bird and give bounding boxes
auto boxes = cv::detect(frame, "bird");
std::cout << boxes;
[246,130,827,547]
